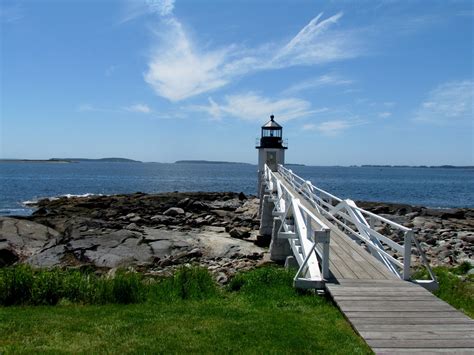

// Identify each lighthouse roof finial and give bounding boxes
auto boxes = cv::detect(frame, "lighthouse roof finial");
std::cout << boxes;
[263,115,282,128]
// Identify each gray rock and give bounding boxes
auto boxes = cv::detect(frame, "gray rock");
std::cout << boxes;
[216,272,228,284]
[0,217,60,260]
[163,207,185,217]
[26,245,66,267]
[229,227,251,239]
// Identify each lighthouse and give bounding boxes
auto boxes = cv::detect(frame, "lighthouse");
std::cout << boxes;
[256,115,287,195]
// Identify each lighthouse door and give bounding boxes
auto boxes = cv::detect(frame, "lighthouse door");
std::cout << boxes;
[266,151,277,171]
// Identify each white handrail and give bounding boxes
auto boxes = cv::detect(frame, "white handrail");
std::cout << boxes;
[277,164,437,287]
[262,164,331,287]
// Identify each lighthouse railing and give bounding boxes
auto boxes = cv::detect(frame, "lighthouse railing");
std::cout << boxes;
[262,164,331,287]
[277,164,437,289]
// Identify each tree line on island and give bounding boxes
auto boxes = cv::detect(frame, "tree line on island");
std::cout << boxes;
[0,158,471,169]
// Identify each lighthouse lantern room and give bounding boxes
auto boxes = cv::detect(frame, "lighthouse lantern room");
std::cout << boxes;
[256,115,287,193]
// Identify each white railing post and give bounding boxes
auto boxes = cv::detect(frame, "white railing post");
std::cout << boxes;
[403,230,413,280]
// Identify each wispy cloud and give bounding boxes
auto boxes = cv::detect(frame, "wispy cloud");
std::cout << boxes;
[378,111,392,118]
[124,103,152,114]
[303,119,365,136]
[0,3,24,24]
[120,0,175,24]
[144,8,363,102]
[78,103,152,114]
[144,18,232,102]
[190,93,326,122]
[414,80,473,124]
[270,12,361,68]
[283,74,353,95]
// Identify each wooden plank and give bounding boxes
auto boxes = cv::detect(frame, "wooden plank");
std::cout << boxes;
[326,248,359,279]
[329,242,372,279]
[328,288,429,294]
[366,339,474,349]
[328,234,385,280]
[373,348,474,354]
[336,300,454,308]
[351,317,474,325]
[333,296,442,301]
[328,230,389,279]
[360,331,474,340]
[356,324,474,331]
[328,279,419,285]
[331,281,417,287]
[328,287,431,293]
[344,311,467,318]
[339,305,456,312]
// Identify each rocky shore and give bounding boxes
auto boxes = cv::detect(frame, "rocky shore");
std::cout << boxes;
[0,192,472,282]
[0,192,267,283]
[356,201,473,268]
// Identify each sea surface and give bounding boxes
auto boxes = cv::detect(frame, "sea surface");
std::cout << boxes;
[0,162,473,216]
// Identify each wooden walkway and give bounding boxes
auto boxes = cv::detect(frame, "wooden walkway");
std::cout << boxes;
[275,173,474,354]
[328,279,474,354]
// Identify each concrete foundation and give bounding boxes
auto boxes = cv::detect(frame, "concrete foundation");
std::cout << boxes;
[284,255,299,270]
[259,194,274,236]
[269,217,292,261]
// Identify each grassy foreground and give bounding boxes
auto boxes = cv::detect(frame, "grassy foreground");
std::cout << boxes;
[414,262,474,318]
[0,266,371,354]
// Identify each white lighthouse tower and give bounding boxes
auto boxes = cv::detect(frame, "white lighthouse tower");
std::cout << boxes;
[256,115,287,195]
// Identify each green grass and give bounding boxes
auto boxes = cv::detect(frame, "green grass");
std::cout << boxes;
[0,266,372,354]
[414,262,474,318]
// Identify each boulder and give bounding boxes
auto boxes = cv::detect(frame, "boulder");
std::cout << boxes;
[229,227,251,239]
[0,217,60,260]
[163,207,185,217]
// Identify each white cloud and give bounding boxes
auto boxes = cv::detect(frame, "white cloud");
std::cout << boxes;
[144,18,232,102]
[284,74,353,95]
[303,119,365,136]
[148,0,175,16]
[77,104,97,112]
[378,112,392,118]
[414,80,473,124]
[190,93,324,122]
[144,11,363,101]
[77,103,152,114]
[125,103,152,114]
[120,0,175,23]
[271,12,361,68]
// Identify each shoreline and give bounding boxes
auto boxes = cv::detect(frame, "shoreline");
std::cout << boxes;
[0,192,472,275]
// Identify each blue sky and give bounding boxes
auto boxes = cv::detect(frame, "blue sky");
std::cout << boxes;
[1,0,473,165]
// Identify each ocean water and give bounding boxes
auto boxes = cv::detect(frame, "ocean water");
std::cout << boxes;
[0,162,473,215]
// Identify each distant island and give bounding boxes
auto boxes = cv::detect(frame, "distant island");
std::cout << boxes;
[0,158,142,163]
[175,160,251,165]
[51,158,142,163]
[359,165,474,169]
